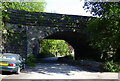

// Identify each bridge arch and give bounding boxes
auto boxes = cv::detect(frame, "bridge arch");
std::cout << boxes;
[3,9,97,60]
[26,25,92,60]
[44,31,87,60]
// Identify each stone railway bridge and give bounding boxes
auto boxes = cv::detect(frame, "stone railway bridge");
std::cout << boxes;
[2,9,97,60]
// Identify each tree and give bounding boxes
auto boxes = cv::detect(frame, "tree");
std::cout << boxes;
[2,1,46,12]
[1,1,46,24]
[40,39,70,57]
[83,2,120,61]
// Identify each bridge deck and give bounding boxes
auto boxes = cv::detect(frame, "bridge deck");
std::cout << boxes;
[6,8,92,27]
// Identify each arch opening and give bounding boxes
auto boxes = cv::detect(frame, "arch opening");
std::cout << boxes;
[38,39,75,60]
[31,31,94,61]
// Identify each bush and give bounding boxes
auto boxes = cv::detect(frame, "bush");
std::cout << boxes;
[25,54,36,67]
[67,54,74,60]
[102,61,120,72]
[38,53,55,58]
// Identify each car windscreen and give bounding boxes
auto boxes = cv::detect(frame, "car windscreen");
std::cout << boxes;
[2,55,18,60]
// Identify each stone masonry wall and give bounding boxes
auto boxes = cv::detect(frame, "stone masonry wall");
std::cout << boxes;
[2,24,27,58]
[2,24,82,58]
[26,25,82,56]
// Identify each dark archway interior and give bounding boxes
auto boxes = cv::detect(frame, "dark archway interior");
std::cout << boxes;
[44,32,98,60]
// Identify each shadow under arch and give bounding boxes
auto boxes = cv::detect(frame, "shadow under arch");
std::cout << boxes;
[41,31,97,60]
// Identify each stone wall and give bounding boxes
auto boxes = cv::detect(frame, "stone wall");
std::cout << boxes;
[2,23,97,60]
[2,24,27,58]
[4,9,93,58]
[2,23,83,58]
[0,32,3,53]
[26,25,82,56]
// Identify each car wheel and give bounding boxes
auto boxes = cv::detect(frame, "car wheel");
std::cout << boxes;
[16,67,21,74]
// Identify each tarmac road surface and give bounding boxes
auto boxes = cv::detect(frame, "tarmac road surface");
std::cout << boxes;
[0,62,119,80]
[0,57,119,81]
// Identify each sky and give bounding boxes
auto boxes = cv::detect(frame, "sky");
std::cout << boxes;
[45,0,92,16]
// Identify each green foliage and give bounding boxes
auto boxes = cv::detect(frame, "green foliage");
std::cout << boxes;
[2,1,46,24]
[83,2,120,17]
[2,1,46,12]
[102,61,120,72]
[39,53,55,58]
[25,54,36,67]
[2,1,46,21]
[1,1,46,22]
[40,39,70,57]
[84,2,120,62]
[66,54,74,60]
[2,29,26,47]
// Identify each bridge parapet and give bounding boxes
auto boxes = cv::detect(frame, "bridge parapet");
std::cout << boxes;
[6,8,91,28]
